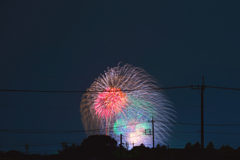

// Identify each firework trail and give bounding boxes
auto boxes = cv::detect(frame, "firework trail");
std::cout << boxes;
[80,63,175,148]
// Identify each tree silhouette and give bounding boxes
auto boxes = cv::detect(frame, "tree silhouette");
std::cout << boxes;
[24,144,29,154]
[71,143,76,149]
[81,135,117,148]
[81,135,117,158]
[185,142,191,149]
[192,142,200,150]
[160,145,167,150]
[206,141,214,150]
[219,145,234,155]
[140,143,145,147]
[236,146,240,151]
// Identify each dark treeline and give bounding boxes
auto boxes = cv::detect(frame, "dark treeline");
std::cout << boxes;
[1,135,240,160]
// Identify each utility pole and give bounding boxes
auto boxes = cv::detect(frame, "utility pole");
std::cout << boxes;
[24,144,29,154]
[191,76,205,160]
[152,116,155,148]
[201,76,205,160]
[148,116,155,148]
[120,134,122,160]
[132,142,134,159]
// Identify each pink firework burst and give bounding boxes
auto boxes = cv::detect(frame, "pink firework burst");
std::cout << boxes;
[94,87,127,120]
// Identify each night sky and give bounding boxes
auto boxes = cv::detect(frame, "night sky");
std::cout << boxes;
[1,0,240,154]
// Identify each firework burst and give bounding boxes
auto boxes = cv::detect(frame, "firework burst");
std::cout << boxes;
[80,63,175,148]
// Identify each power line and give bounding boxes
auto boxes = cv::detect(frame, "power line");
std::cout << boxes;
[204,132,240,135]
[2,105,240,110]
[154,120,240,126]
[6,143,61,147]
[0,86,192,93]
[173,131,199,134]
[0,76,94,80]
[206,85,240,91]
[0,105,78,109]
[204,106,240,110]
[3,141,81,147]
[2,120,240,134]
[0,129,88,133]
[0,105,199,109]
[0,76,205,80]
[0,123,142,134]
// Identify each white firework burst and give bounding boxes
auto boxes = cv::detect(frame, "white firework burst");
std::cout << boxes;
[80,63,176,148]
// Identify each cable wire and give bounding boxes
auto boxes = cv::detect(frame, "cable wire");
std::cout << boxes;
[0,86,192,93]
[206,85,240,91]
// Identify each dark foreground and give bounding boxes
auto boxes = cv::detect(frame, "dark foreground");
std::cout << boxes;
[1,136,240,160]
[1,146,240,160]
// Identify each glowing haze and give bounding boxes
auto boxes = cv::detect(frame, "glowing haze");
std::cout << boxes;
[80,63,175,148]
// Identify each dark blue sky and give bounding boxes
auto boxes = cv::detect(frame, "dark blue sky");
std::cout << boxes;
[1,0,240,154]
